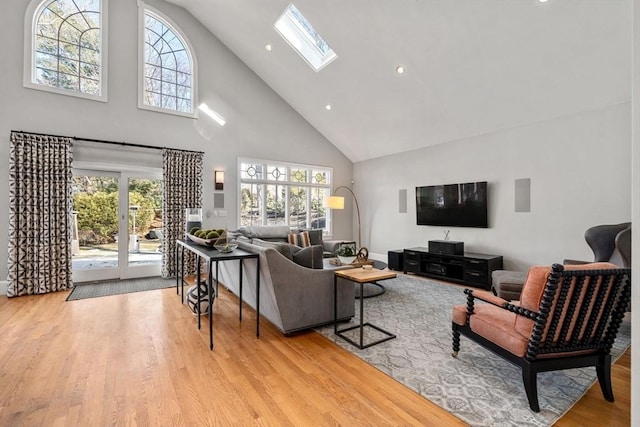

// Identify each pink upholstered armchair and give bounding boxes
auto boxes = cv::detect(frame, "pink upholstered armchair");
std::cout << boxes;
[451,263,630,412]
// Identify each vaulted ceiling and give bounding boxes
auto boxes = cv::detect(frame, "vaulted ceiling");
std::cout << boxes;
[167,0,631,163]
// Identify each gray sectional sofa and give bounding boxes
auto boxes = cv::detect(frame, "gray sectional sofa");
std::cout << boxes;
[230,225,346,258]
[216,226,355,335]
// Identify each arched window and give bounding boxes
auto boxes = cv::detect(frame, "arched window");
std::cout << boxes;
[25,0,107,100]
[139,3,196,116]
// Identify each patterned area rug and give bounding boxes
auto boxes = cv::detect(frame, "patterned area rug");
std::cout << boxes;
[315,274,631,427]
[66,277,174,301]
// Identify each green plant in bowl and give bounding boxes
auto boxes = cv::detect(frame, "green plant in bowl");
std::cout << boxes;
[336,243,357,265]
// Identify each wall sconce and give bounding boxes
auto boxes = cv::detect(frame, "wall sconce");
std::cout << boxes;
[215,170,224,191]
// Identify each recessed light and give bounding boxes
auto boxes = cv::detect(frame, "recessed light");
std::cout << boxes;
[396,65,405,74]
[325,104,332,111]
[538,0,549,3]
[265,44,272,51]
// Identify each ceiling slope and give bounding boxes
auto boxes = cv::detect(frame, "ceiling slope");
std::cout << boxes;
[167,0,631,162]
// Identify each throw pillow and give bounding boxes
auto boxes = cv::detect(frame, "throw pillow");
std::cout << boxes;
[301,228,323,246]
[288,231,311,247]
[291,245,323,269]
[251,238,294,260]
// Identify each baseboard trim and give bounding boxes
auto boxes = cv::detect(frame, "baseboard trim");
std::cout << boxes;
[0,281,7,296]
[369,252,386,263]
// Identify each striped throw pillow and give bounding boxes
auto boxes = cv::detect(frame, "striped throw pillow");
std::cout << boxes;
[288,231,311,247]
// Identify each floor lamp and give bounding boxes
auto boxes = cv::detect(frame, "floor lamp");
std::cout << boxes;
[324,185,361,249]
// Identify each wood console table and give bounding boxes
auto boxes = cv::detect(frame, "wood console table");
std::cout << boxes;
[175,239,260,350]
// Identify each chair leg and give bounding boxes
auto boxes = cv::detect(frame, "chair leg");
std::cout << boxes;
[522,365,540,412]
[451,325,460,357]
[596,354,614,402]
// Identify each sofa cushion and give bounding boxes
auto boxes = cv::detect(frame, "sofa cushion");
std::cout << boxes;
[288,231,311,247]
[251,238,294,260]
[236,225,291,241]
[291,245,323,269]
[470,304,530,357]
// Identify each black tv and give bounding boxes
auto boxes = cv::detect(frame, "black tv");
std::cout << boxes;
[416,181,488,228]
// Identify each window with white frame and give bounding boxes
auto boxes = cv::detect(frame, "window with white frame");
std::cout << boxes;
[25,0,107,100]
[239,159,332,233]
[139,3,195,116]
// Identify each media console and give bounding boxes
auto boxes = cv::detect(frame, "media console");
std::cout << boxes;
[403,247,503,290]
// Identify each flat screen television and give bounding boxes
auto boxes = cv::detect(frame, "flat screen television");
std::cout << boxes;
[416,181,488,228]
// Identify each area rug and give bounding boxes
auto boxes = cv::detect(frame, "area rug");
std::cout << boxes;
[66,277,174,301]
[315,274,631,427]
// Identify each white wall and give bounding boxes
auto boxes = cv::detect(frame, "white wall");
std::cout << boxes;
[0,0,352,281]
[355,102,631,271]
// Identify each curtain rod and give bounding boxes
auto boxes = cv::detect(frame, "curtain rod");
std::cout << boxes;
[11,130,204,155]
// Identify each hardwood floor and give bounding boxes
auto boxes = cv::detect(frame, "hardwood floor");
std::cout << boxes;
[0,283,630,426]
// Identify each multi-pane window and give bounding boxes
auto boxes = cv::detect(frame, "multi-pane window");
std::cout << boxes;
[142,7,194,115]
[29,0,105,98]
[240,159,332,233]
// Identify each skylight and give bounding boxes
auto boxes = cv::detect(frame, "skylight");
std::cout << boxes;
[274,3,337,72]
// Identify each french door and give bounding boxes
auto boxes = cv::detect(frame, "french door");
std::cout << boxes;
[72,167,163,283]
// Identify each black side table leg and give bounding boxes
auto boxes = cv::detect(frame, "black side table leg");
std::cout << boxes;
[180,245,186,303]
[256,257,260,338]
[334,275,338,334]
[196,255,202,330]
[335,278,396,350]
[359,282,364,348]
[215,261,220,297]
[209,259,214,350]
[239,259,243,322]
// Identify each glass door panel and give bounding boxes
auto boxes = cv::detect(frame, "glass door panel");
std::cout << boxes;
[72,169,163,282]
[125,176,163,278]
[72,171,120,282]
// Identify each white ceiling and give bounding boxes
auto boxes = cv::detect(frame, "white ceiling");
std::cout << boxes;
[167,0,631,163]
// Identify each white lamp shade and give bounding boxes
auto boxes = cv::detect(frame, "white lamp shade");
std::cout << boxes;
[324,195,345,209]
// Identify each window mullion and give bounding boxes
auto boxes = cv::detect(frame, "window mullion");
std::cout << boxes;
[260,183,267,226]
[284,182,290,227]
[306,174,312,229]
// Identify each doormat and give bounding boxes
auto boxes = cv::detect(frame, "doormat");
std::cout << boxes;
[66,277,174,301]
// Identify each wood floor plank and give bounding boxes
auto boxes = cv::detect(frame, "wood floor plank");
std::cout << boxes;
[0,284,629,426]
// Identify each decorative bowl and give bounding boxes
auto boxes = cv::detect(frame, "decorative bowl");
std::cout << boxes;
[187,233,215,246]
[337,255,357,265]
[188,231,231,248]
[214,243,238,253]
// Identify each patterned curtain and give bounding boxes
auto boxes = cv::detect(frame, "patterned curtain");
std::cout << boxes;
[7,132,73,297]
[161,148,203,277]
